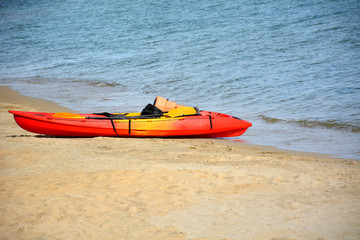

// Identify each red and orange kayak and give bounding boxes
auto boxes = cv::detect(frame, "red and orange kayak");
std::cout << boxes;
[9,97,252,138]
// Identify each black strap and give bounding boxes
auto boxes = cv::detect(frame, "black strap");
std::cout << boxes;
[209,115,213,130]
[93,112,114,117]
[110,119,120,137]
[86,114,162,120]
[128,119,131,134]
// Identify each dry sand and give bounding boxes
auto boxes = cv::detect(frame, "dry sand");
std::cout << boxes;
[0,86,359,240]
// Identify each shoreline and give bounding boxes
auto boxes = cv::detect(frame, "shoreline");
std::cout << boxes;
[1,85,360,239]
[1,85,355,161]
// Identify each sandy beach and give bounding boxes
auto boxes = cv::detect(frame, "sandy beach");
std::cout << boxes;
[0,86,359,240]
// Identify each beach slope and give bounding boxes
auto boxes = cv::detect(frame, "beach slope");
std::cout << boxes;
[1,86,359,240]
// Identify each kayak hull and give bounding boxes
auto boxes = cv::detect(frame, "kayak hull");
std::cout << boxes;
[9,110,252,138]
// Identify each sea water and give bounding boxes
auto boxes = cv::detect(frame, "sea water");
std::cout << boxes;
[1,0,359,159]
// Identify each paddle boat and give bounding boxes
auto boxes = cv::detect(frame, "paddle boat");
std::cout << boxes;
[9,97,252,138]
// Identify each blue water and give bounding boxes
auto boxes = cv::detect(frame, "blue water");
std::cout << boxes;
[1,0,359,159]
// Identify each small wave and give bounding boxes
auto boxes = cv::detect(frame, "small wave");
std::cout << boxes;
[259,115,360,133]
[296,120,360,133]
[21,77,126,89]
[87,81,125,88]
[259,115,283,123]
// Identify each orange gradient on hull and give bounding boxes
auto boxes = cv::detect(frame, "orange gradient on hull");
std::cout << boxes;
[9,110,252,138]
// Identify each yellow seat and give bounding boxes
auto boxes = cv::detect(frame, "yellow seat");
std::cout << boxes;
[165,107,198,118]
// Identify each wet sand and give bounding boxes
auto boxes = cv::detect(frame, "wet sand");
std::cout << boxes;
[1,86,359,240]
